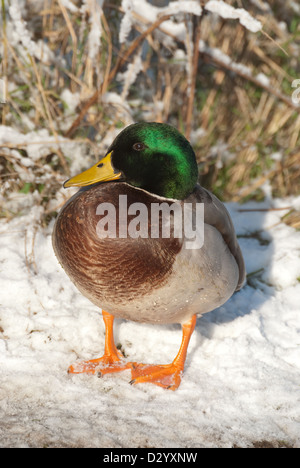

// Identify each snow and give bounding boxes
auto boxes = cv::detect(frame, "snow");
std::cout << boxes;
[198,41,275,86]
[119,0,202,44]
[118,0,261,45]
[198,40,251,76]
[7,0,55,63]
[0,190,300,448]
[86,0,103,61]
[60,89,81,115]
[117,52,144,101]
[119,0,134,44]
[59,0,79,13]
[0,125,91,175]
[256,72,271,88]
[205,1,262,33]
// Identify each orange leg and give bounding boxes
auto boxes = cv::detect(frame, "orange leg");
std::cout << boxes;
[130,315,197,390]
[68,310,131,376]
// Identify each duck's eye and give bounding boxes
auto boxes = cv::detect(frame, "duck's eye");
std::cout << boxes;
[133,142,146,151]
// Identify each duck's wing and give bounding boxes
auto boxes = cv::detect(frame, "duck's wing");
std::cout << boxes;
[188,185,246,291]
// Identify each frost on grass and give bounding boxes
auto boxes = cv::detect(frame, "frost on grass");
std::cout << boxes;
[0,125,91,217]
[60,0,80,13]
[119,0,134,44]
[82,0,103,61]
[119,0,261,46]
[7,0,54,63]
[198,41,252,77]
[205,0,262,33]
[117,52,144,100]
[119,0,202,44]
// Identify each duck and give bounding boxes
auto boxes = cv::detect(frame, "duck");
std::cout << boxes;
[52,122,245,390]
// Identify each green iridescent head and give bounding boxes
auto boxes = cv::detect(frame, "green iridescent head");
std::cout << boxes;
[109,122,198,200]
[64,122,198,200]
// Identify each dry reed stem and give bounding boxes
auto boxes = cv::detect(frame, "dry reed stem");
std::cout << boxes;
[201,52,299,111]
[30,55,69,173]
[186,17,202,140]
[65,13,173,137]
[57,0,77,90]
[1,0,8,125]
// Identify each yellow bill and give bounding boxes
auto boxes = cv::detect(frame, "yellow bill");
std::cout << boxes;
[64,151,122,188]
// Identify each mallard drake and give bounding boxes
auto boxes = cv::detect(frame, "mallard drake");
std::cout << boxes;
[53,122,245,390]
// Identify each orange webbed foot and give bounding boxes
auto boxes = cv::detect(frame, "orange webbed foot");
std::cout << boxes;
[130,363,183,390]
[68,349,132,376]
[68,310,132,377]
[130,315,197,391]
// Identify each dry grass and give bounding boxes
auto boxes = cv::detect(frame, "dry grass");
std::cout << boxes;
[0,0,299,225]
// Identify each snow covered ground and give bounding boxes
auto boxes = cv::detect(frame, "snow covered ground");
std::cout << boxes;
[0,190,299,448]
